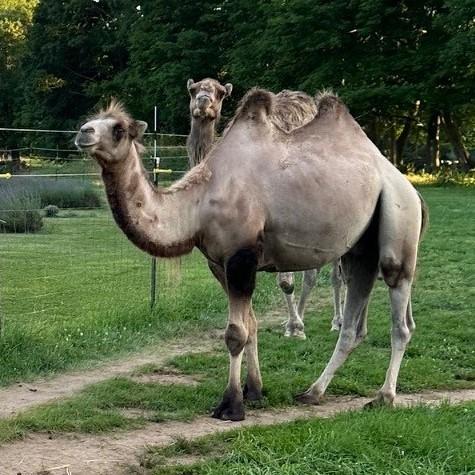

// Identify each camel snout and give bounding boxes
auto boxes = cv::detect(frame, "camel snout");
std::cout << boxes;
[197,94,212,107]
[75,127,97,150]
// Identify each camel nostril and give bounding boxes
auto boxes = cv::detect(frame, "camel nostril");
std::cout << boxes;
[81,126,95,134]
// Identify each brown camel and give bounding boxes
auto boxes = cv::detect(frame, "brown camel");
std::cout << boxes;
[186,78,232,168]
[75,92,428,422]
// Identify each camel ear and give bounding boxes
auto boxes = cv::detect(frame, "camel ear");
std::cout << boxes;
[187,79,194,90]
[224,83,233,97]
[133,120,148,139]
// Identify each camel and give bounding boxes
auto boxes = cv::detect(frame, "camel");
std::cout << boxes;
[186,78,232,168]
[75,91,428,422]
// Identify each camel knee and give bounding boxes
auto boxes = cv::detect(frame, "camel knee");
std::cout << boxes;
[225,323,248,356]
[380,255,405,288]
[331,262,343,287]
[278,272,294,294]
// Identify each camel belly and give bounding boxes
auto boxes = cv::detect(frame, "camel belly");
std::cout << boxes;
[260,225,356,272]
[262,187,379,272]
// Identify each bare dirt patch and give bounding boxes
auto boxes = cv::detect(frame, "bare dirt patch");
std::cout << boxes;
[0,307,286,420]
[129,369,199,386]
[2,389,475,475]
[0,336,219,420]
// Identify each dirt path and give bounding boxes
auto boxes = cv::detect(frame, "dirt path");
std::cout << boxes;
[0,336,219,419]
[0,310,285,419]
[1,389,474,475]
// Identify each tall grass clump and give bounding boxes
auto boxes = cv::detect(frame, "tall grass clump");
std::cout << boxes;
[0,188,43,233]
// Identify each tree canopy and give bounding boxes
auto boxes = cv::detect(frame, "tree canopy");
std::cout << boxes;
[0,0,473,168]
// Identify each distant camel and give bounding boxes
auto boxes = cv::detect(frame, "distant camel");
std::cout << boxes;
[186,78,232,168]
[76,92,427,422]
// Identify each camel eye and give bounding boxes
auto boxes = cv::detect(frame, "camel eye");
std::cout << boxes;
[113,124,125,141]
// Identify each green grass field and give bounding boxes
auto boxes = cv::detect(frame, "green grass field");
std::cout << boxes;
[0,208,278,386]
[0,186,473,444]
[137,402,475,474]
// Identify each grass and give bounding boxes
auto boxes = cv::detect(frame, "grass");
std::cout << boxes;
[0,208,279,386]
[136,402,475,474]
[0,186,473,443]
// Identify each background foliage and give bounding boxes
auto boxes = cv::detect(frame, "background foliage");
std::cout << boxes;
[0,0,474,169]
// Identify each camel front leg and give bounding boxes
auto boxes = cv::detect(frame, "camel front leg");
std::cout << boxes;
[243,306,263,401]
[212,249,257,421]
[297,268,318,325]
[278,272,306,339]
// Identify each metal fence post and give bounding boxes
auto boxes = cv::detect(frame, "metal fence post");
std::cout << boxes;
[150,106,159,309]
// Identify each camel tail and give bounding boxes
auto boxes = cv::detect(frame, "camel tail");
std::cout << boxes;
[417,191,429,241]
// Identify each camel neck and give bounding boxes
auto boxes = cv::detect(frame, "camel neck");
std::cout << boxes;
[101,144,200,258]
[187,117,216,167]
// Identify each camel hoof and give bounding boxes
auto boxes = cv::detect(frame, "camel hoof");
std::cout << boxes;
[212,395,245,421]
[330,318,342,332]
[295,391,322,405]
[364,393,395,410]
[243,383,263,402]
[284,329,307,339]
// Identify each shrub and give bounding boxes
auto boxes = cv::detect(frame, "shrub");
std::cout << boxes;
[0,188,43,233]
[36,178,102,208]
[0,177,102,210]
[44,204,59,217]
[407,168,475,187]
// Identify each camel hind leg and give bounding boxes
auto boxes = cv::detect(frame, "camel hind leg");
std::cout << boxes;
[296,249,379,404]
[366,184,422,407]
[330,260,345,331]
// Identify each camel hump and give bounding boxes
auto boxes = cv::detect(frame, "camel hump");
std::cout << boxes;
[315,90,348,116]
[236,88,273,122]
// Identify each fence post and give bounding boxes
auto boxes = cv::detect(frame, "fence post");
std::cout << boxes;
[150,106,159,309]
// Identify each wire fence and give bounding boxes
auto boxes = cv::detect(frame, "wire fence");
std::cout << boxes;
[0,127,208,339]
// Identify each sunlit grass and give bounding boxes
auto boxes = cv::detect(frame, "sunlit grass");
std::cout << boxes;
[137,403,475,474]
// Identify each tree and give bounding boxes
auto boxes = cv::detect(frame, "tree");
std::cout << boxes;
[0,0,38,169]
[16,0,136,131]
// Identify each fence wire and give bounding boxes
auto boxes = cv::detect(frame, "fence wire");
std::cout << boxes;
[0,128,212,339]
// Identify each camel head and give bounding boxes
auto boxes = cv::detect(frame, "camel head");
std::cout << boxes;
[75,100,147,165]
[187,78,232,121]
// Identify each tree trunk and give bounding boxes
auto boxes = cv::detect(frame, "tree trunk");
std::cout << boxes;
[395,101,420,168]
[441,111,472,170]
[389,123,397,166]
[427,111,441,170]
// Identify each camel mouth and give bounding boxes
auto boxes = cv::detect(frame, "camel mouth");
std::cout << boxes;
[74,137,98,151]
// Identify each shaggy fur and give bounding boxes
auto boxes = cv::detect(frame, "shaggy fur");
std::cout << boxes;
[226,87,318,135]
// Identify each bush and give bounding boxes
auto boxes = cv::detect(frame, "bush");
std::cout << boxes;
[44,204,59,217]
[0,188,43,233]
[35,178,102,208]
[407,168,475,187]
[0,177,102,210]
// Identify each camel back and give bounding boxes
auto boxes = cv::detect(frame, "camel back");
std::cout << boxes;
[226,88,351,136]
[224,87,322,135]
